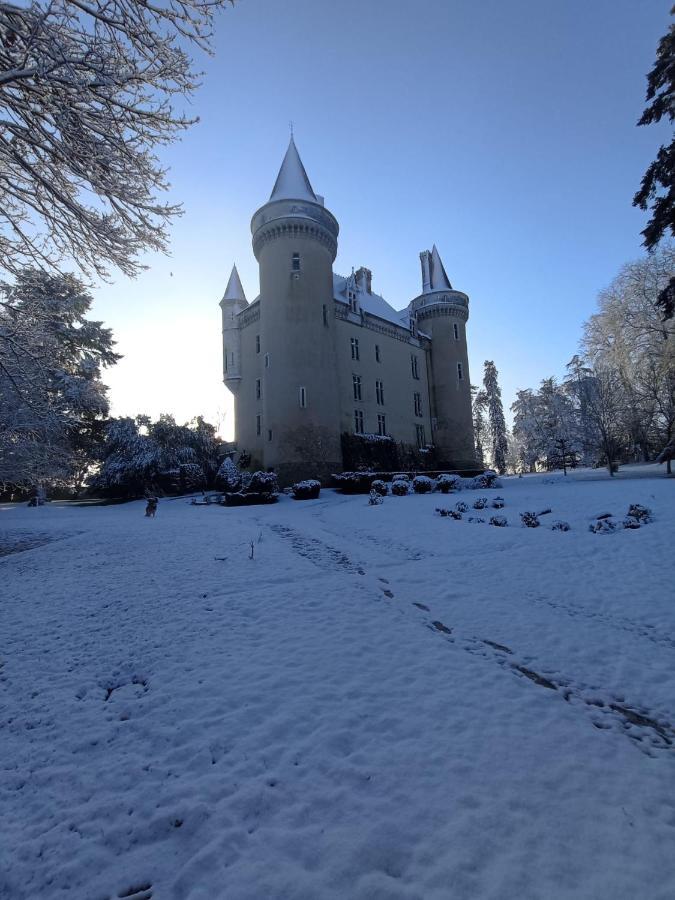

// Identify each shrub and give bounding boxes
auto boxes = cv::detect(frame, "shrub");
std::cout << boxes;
[369,490,384,506]
[436,473,462,494]
[491,496,505,508]
[436,507,451,516]
[473,496,488,509]
[455,501,469,513]
[249,471,279,495]
[468,516,485,524]
[332,471,376,494]
[621,516,641,529]
[627,504,652,523]
[392,473,410,482]
[489,515,508,527]
[449,509,463,520]
[291,479,321,500]
[412,475,434,494]
[370,479,388,496]
[224,491,277,506]
[551,520,570,532]
[589,518,619,533]
[470,470,500,489]
[216,457,240,492]
[520,511,540,528]
[391,480,409,496]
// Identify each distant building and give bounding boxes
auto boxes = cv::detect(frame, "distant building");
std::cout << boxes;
[221,138,476,484]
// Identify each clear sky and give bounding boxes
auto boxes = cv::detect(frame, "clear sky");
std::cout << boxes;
[91,0,671,439]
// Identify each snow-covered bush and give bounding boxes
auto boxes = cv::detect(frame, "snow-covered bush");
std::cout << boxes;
[455,501,469,513]
[291,479,321,500]
[520,511,540,528]
[370,479,388,496]
[249,471,279,495]
[449,510,463,520]
[436,507,450,517]
[392,473,410,483]
[332,471,376,494]
[470,470,500,489]
[627,504,652,523]
[489,515,508,527]
[391,480,409,496]
[473,496,488,509]
[551,520,570,532]
[589,518,619,534]
[217,457,240,491]
[491,496,505,509]
[468,516,485,524]
[622,517,641,529]
[412,475,434,494]
[436,473,461,494]
[369,490,384,506]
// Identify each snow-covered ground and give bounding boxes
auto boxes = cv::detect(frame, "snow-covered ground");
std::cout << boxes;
[1,465,674,900]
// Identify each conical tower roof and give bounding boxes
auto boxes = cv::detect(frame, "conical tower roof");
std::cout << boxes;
[220,264,247,306]
[430,245,452,291]
[269,136,317,203]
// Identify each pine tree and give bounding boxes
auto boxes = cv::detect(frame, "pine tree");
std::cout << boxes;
[633,6,675,320]
[483,361,509,474]
[471,386,489,468]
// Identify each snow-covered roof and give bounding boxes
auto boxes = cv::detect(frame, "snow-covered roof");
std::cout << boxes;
[333,273,409,330]
[269,137,318,203]
[220,264,247,306]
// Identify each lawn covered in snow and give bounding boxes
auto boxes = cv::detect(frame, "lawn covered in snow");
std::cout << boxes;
[1,466,674,900]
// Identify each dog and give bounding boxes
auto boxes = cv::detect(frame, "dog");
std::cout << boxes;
[145,496,158,518]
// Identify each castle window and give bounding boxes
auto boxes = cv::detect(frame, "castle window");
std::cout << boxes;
[256,334,260,353]
[351,337,360,361]
[377,414,386,436]
[414,391,422,417]
[256,378,261,400]
[267,429,273,442]
[411,354,419,379]
[453,323,459,340]
[292,252,300,272]
[348,290,358,313]
[256,415,261,436]
[416,424,426,448]
[376,380,384,405]
[265,353,270,368]
[457,362,464,381]
[299,386,307,408]
[224,352,228,373]
[375,344,381,363]
[354,409,364,434]
[353,374,362,401]
[323,304,328,326]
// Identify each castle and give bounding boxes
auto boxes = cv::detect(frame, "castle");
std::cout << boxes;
[220,137,476,485]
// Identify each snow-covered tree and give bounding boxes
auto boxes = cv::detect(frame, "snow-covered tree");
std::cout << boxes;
[483,361,508,474]
[0,0,234,280]
[471,386,489,468]
[633,7,674,321]
[91,413,222,497]
[216,456,240,491]
[565,357,625,476]
[0,269,119,489]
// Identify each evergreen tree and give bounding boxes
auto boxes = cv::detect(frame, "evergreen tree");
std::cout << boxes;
[483,361,509,474]
[471,386,489,468]
[0,269,119,489]
[633,6,675,320]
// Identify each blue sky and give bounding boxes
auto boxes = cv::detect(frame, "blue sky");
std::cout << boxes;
[93,0,671,438]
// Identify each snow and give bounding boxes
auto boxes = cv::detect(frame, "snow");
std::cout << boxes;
[333,274,410,329]
[220,265,247,305]
[429,244,452,292]
[2,465,675,899]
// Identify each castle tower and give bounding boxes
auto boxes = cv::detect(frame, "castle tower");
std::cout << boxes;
[220,264,248,394]
[410,246,476,469]
[250,137,342,483]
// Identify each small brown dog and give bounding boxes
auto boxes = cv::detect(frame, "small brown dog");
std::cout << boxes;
[145,496,158,518]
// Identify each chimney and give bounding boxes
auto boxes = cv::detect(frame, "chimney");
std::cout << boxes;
[355,266,372,294]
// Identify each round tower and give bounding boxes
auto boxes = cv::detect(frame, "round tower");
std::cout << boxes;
[410,246,476,470]
[250,137,342,484]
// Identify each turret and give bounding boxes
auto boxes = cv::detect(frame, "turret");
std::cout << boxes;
[220,264,247,395]
[249,137,342,483]
[409,246,476,469]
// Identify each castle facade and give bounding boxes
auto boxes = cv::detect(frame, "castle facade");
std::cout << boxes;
[221,138,476,485]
